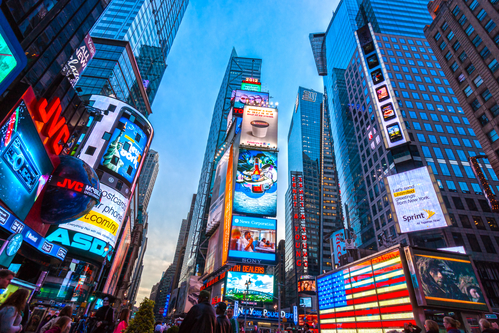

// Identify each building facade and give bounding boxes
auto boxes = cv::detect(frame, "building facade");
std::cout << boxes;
[179,49,262,284]
[139,149,160,210]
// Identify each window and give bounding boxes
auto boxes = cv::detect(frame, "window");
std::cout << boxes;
[447,126,455,134]
[434,32,442,41]
[459,182,470,193]
[482,89,492,101]
[469,0,479,10]
[453,41,461,51]
[450,62,459,72]
[472,35,483,47]
[459,15,468,26]
[488,59,499,72]
[490,104,499,117]
[485,20,496,33]
[441,136,450,145]
[477,9,488,22]
[447,31,455,41]
[447,180,457,192]
[463,85,473,97]
[413,122,422,130]
[487,217,499,231]
[467,234,482,252]
[474,75,483,87]
[481,235,497,254]
[417,133,426,142]
[480,46,491,59]
[460,215,472,228]
[440,41,447,50]
[452,5,460,16]
[465,24,475,36]
[452,232,465,246]
[440,163,451,176]
[452,196,465,209]
[452,164,463,177]
[487,129,499,142]
[471,183,482,195]
[466,63,476,74]
[424,123,433,131]
[442,22,449,31]
[479,113,489,126]
[433,147,444,159]
[471,98,481,111]
[467,199,478,211]
[459,51,468,62]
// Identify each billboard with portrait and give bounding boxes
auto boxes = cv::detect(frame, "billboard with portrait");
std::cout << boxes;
[228,215,276,264]
[386,166,450,233]
[225,271,274,303]
[0,100,54,220]
[297,279,316,293]
[407,248,489,311]
[231,90,269,110]
[100,116,148,185]
[233,149,277,217]
[59,184,127,247]
[240,106,277,149]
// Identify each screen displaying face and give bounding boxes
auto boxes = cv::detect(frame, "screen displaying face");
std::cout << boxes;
[376,85,390,102]
[382,103,396,121]
[367,54,379,69]
[387,123,403,142]
[298,280,316,293]
[371,69,384,85]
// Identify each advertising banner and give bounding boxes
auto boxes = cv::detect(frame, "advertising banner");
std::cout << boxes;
[240,106,277,149]
[204,227,220,275]
[231,90,269,110]
[0,100,54,220]
[184,276,203,313]
[100,116,148,185]
[355,24,409,149]
[297,279,316,293]
[225,271,274,303]
[102,216,131,294]
[406,248,490,311]
[61,34,96,87]
[207,147,231,234]
[222,146,234,265]
[59,184,127,247]
[228,215,276,264]
[386,166,449,233]
[331,229,346,266]
[233,149,277,217]
[0,12,27,96]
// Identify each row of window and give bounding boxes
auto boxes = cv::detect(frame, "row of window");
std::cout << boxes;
[411,122,475,136]
[415,132,481,148]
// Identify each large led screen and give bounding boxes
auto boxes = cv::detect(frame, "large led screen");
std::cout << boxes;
[59,184,127,247]
[411,249,488,311]
[297,279,316,293]
[225,271,274,303]
[228,215,276,264]
[100,116,148,185]
[233,149,277,217]
[386,166,449,233]
[231,90,269,110]
[102,216,131,295]
[0,101,53,220]
[240,106,277,149]
[206,147,231,234]
[317,249,415,332]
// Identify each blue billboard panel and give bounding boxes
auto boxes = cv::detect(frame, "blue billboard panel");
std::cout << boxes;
[0,101,53,220]
[233,149,277,217]
[100,116,148,185]
[228,215,276,264]
[225,271,274,303]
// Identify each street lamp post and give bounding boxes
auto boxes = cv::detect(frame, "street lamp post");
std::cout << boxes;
[244,278,251,332]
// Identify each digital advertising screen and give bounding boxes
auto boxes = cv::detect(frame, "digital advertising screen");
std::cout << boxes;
[225,271,274,303]
[408,248,489,311]
[61,34,96,87]
[240,106,277,149]
[376,85,389,102]
[233,149,277,217]
[382,103,396,121]
[228,215,276,264]
[371,68,384,85]
[297,279,316,293]
[100,116,148,185]
[231,90,269,110]
[386,166,449,233]
[102,216,131,295]
[300,297,312,308]
[387,123,403,142]
[331,229,346,266]
[0,13,27,96]
[59,184,127,247]
[0,101,54,220]
[317,249,415,332]
[207,147,231,234]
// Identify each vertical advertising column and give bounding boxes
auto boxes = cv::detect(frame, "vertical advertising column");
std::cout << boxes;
[291,172,308,274]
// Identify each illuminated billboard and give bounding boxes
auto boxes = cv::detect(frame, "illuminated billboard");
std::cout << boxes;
[355,24,409,149]
[0,100,54,220]
[61,34,96,87]
[233,149,277,217]
[240,106,277,149]
[386,166,449,233]
[225,271,274,303]
[100,116,147,185]
[102,216,131,294]
[297,279,316,293]
[206,147,231,234]
[231,90,269,110]
[0,13,27,96]
[331,229,346,266]
[405,247,489,311]
[228,215,276,264]
[59,184,127,247]
[317,249,415,332]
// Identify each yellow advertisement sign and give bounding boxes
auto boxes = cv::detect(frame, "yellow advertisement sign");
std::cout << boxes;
[78,210,119,236]
[222,145,234,265]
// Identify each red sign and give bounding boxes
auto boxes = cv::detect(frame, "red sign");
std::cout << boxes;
[32,97,70,155]
[291,173,308,272]
[201,264,265,290]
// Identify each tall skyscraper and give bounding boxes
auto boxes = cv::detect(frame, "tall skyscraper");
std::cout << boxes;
[424,0,499,185]
[179,49,262,284]
[76,0,189,114]
[139,149,160,211]
[154,264,176,321]
[285,87,341,307]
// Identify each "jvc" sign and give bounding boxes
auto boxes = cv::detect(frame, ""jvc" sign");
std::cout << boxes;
[32,97,70,155]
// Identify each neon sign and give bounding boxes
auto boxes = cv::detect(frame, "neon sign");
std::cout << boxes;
[291,172,308,272]
[32,97,70,155]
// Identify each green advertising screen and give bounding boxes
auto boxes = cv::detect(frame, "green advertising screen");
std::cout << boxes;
[0,32,17,86]
[241,82,261,92]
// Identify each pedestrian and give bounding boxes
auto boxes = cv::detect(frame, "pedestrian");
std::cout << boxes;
[75,315,87,333]
[40,306,73,333]
[0,288,29,333]
[44,317,72,333]
[226,307,238,333]
[303,323,312,333]
[178,290,216,333]
[492,323,499,333]
[113,309,129,333]
[215,302,230,333]
[404,323,422,333]
[37,315,53,333]
[443,317,461,333]
[480,319,497,333]
[424,320,439,333]
[0,270,15,289]
[154,321,163,333]
[92,298,114,333]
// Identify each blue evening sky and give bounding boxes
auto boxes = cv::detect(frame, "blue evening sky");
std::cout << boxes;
[137,0,338,302]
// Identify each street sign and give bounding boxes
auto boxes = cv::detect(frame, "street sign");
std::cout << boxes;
[293,306,298,325]
[234,301,239,318]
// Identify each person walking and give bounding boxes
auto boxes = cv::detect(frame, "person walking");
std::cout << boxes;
[92,298,114,333]
[424,320,439,333]
[480,319,497,333]
[178,290,216,333]
[226,307,238,333]
[40,306,73,333]
[0,289,29,333]
[0,270,15,290]
[44,317,72,333]
[113,309,129,333]
[404,323,422,333]
[215,302,231,333]
[443,317,461,333]
[303,323,312,333]
[75,315,87,333]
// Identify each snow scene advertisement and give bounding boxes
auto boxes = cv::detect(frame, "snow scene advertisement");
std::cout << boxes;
[233,149,277,217]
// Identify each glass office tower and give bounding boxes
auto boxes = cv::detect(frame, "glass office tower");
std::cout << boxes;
[284,87,342,307]
[77,0,188,114]
[179,49,262,284]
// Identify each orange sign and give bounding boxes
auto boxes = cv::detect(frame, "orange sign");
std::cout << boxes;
[222,145,234,265]
[32,97,70,155]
